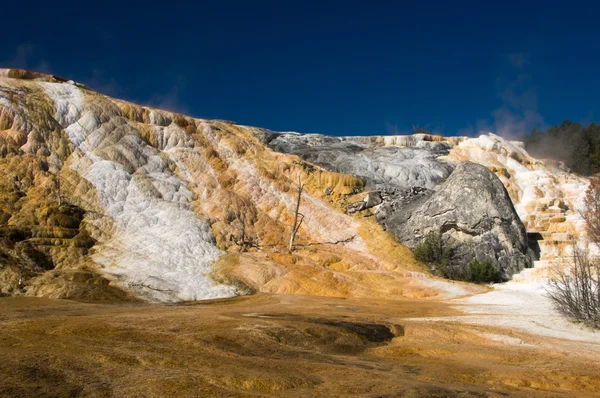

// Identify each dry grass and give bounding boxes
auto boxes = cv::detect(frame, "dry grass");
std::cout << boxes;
[357,223,423,273]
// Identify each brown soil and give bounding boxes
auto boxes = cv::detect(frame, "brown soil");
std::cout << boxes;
[1,294,599,397]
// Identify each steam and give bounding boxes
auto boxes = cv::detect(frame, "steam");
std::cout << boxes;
[508,53,530,68]
[461,53,545,141]
[148,75,189,115]
[83,69,125,98]
[3,43,51,74]
[386,53,545,141]
[490,70,545,140]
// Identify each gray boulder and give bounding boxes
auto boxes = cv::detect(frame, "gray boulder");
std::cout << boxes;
[384,162,533,280]
[347,191,383,214]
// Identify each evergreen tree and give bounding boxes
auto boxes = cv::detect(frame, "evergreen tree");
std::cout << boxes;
[524,121,600,176]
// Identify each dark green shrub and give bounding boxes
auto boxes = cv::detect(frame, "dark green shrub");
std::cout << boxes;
[466,258,499,284]
[413,231,501,283]
[414,231,442,263]
[413,231,452,277]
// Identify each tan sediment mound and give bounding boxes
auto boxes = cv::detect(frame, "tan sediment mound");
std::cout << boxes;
[0,68,75,83]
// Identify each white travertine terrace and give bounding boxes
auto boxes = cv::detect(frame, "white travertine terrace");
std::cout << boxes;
[40,81,236,301]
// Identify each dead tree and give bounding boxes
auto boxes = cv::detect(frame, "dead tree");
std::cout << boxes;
[240,220,246,251]
[583,178,600,244]
[546,249,600,329]
[18,266,23,289]
[289,174,305,252]
[546,178,600,329]
[56,174,62,206]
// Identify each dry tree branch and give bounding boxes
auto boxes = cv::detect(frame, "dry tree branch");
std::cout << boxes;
[289,173,305,252]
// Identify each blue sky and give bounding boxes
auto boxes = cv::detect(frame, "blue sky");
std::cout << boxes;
[2,1,599,136]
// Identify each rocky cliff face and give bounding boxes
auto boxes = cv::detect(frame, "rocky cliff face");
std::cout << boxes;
[268,133,455,191]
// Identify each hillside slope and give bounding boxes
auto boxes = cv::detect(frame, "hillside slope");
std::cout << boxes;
[0,69,591,304]
[0,69,483,302]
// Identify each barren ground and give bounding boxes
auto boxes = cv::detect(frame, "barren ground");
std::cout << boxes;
[1,293,599,397]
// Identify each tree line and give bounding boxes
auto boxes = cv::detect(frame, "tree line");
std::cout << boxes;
[523,121,600,176]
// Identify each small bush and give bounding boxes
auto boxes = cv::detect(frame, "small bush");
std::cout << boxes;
[413,231,499,283]
[546,250,600,329]
[544,179,600,329]
[413,231,452,276]
[467,258,499,284]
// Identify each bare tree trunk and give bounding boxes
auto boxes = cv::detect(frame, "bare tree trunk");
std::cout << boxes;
[546,178,600,329]
[289,174,304,252]
[240,220,246,252]
[583,178,600,244]
[56,175,62,206]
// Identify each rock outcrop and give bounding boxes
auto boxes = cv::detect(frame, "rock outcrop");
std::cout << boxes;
[384,162,533,280]
[265,133,533,279]
[266,132,593,282]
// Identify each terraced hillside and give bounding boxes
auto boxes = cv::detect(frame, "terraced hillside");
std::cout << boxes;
[1,69,483,302]
[1,68,593,303]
